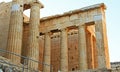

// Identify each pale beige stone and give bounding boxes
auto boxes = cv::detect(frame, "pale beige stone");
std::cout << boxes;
[78,25,88,70]
[70,14,78,21]
[95,19,107,69]
[60,28,68,72]
[27,2,41,70]
[0,2,112,72]
[5,0,23,64]
[43,32,51,72]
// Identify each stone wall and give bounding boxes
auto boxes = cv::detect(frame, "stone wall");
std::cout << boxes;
[0,2,11,57]
[22,3,110,72]
[0,56,22,72]
[0,2,113,72]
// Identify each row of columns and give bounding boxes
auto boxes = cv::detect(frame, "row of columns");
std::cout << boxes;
[41,12,110,72]
[5,0,110,71]
[42,28,69,72]
[6,0,43,71]
[41,25,92,72]
[42,20,110,72]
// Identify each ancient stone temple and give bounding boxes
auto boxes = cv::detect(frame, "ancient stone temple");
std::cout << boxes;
[0,0,120,72]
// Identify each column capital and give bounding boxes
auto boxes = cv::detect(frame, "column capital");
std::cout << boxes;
[45,32,53,36]
[78,25,86,33]
[78,24,86,28]
[60,28,69,32]
[30,1,44,8]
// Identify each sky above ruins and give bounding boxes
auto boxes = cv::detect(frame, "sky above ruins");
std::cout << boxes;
[0,0,120,62]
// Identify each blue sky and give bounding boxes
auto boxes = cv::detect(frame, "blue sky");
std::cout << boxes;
[1,0,120,62]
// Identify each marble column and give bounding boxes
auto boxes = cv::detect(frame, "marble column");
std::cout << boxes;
[6,0,23,64]
[27,2,41,70]
[94,14,110,69]
[60,28,68,72]
[43,32,51,72]
[78,25,88,70]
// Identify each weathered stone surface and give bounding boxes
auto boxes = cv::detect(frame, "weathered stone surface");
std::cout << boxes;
[5,0,23,64]
[78,25,88,70]
[0,2,11,57]
[43,32,51,72]
[0,2,113,72]
[60,28,68,72]
[26,2,41,70]
[0,56,22,72]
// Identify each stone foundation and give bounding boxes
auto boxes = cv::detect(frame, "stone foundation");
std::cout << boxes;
[0,56,22,72]
[70,69,120,72]
[0,1,117,72]
[0,56,41,72]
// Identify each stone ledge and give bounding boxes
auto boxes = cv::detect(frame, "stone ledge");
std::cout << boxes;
[40,3,106,21]
[0,56,22,72]
[0,56,41,72]
[68,68,120,72]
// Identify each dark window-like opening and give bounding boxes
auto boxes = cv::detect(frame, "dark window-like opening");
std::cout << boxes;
[71,56,74,59]
[20,5,23,7]
[76,66,78,69]
[72,68,75,71]
[68,48,70,50]
[75,46,77,50]
[71,32,73,35]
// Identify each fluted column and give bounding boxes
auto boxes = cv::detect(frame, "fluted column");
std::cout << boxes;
[60,28,68,72]
[43,32,51,72]
[27,2,41,70]
[6,0,23,64]
[78,25,88,70]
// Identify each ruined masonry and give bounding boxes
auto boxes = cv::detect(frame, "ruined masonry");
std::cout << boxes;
[0,0,120,72]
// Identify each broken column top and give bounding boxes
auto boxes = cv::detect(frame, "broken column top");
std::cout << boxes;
[24,0,44,10]
[0,0,44,10]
